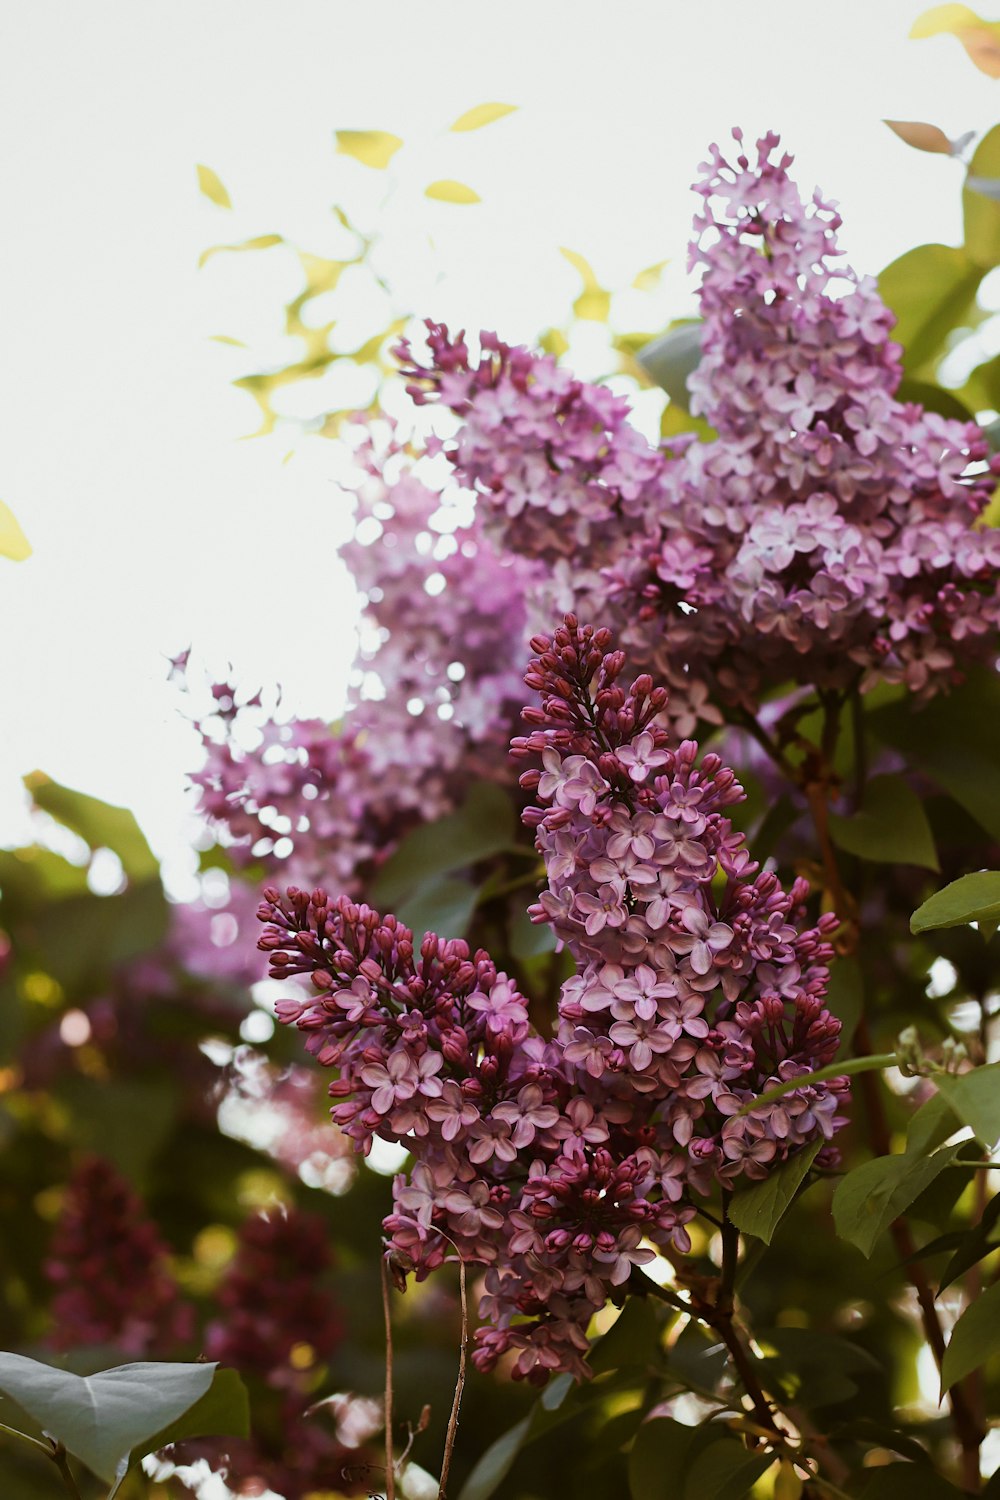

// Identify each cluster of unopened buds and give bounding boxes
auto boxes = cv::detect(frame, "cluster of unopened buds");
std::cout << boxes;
[262,619,848,1383]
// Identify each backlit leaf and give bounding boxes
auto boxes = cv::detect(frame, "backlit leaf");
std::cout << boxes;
[335,129,403,169]
[449,102,518,132]
[941,1278,1000,1391]
[632,259,670,291]
[198,234,283,269]
[933,1062,1000,1147]
[425,179,481,204]
[878,243,982,373]
[0,500,31,561]
[884,120,956,155]
[911,871,1000,934]
[196,164,232,208]
[24,772,159,882]
[965,126,1000,266]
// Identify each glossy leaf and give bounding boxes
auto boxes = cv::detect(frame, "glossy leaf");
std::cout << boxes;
[829,774,938,871]
[0,1356,222,1484]
[728,1139,821,1243]
[911,871,1000,934]
[449,102,518,132]
[934,1062,1000,1147]
[832,1142,962,1257]
[884,120,956,155]
[0,500,31,561]
[942,1278,1000,1392]
[335,129,403,169]
[637,322,703,408]
[24,772,159,882]
[196,164,232,208]
[425,179,481,204]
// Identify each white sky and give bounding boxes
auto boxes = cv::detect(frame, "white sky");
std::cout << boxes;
[2,0,999,880]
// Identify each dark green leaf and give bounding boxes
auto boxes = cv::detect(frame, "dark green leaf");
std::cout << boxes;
[939,1190,1000,1290]
[728,1140,821,1243]
[911,872,1000,934]
[24,773,159,882]
[859,1462,965,1498]
[397,876,478,940]
[628,1417,697,1500]
[637,322,702,409]
[757,1327,882,1408]
[112,1368,249,1495]
[825,956,863,1054]
[832,1143,962,1256]
[906,1092,962,1157]
[829,775,938,871]
[508,907,556,960]
[0,1355,217,1484]
[590,1297,663,1376]
[683,1438,774,1500]
[371,782,516,908]
[934,1062,1000,1147]
[896,379,974,421]
[454,1413,531,1500]
[942,1278,1000,1391]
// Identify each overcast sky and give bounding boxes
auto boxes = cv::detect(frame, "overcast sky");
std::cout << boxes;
[2,0,998,884]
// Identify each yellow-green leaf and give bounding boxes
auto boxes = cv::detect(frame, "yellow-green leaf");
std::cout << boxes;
[449,102,518,132]
[425,179,481,204]
[884,120,956,155]
[560,247,611,322]
[911,4,982,37]
[196,164,232,209]
[198,234,283,269]
[0,500,31,561]
[335,129,403,170]
[632,259,670,291]
[911,5,1000,75]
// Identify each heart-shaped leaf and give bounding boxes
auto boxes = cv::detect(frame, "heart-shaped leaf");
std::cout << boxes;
[0,1355,238,1485]
[911,871,1000,934]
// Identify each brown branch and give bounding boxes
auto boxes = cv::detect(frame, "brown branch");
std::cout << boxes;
[439,1257,468,1499]
[381,1252,397,1500]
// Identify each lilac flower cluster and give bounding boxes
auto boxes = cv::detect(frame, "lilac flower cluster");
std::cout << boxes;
[400,133,1000,718]
[262,620,847,1384]
[188,429,531,894]
[44,1157,193,1355]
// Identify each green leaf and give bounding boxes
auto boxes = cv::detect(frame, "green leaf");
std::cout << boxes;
[757,1327,882,1408]
[828,775,938,870]
[896,379,974,421]
[632,259,670,292]
[934,1062,1000,1147]
[589,1297,663,1376]
[24,773,158,882]
[728,1139,822,1243]
[832,1143,962,1257]
[878,243,982,374]
[335,129,403,169]
[0,1356,220,1485]
[966,125,1000,265]
[628,1417,697,1500]
[942,1277,1000,1392]
[449,102,518,132]
[906,1092,962,1158]
[425,179,481,204]
[870,670,1000,842]
[397,875,478,941]
[939,1189,1000,1290]
[128,1368,249,1485]
[911,871,1000,934]
[683,1439,774,1500]
[858,1461,965,1498]
[196,164,232,208]
[637,322,702,409]
[824,956,863,1054]
[371,783,516,908]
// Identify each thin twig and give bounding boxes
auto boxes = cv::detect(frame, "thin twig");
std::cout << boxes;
[439,1257,468,1499]
[381,1252,397,1500]
[0,1418,54,1456]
